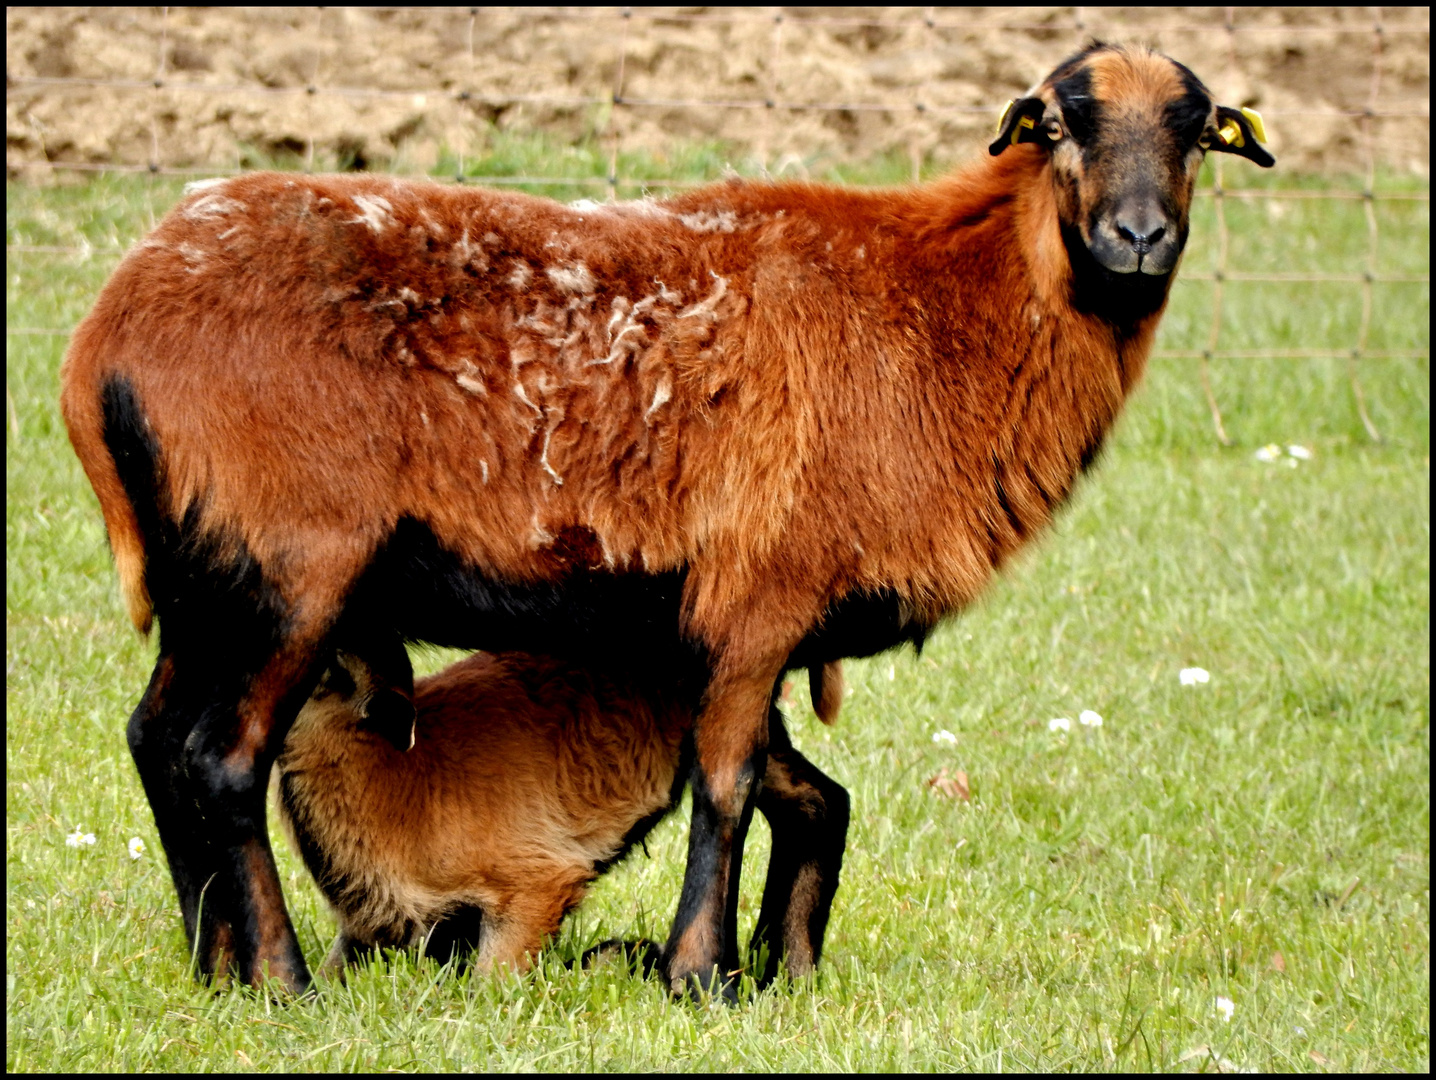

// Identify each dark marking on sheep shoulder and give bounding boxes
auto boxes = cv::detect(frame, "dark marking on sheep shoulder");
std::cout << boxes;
[665,737,767,1002]
[278,769,359,912]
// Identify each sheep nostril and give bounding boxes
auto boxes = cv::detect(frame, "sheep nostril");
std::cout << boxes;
[1116,222,1165,254]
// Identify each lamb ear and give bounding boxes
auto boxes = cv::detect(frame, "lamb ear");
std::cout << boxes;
[336,632,416,751]
[989,97,1048,156]
[1209,106,1275,167]
[361,688,417,752]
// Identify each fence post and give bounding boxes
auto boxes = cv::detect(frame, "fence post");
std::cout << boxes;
[1351,8,1387,442]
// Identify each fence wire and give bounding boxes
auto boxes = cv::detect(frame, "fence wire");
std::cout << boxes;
[7,6,1430,442]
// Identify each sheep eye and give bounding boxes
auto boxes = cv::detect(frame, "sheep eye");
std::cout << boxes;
[1197,132,1213,150]
[1045,121,1063,142]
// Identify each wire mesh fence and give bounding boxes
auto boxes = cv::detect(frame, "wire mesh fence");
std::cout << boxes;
[6,6,1429,442]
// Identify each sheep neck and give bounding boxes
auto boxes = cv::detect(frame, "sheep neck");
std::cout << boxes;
[838,151,1167,613]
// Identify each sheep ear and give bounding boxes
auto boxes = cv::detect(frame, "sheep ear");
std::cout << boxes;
[989,97,1048,156]
[1209,106,1275,167]
[361,688,417,752]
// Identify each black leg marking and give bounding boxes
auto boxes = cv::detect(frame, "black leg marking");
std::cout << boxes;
[664,740,766,1003]
[182,655,319,992]
[125,654,214,956]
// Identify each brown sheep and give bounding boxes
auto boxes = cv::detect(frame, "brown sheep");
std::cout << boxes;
[59,42,1272,996]
[274,647,847,982]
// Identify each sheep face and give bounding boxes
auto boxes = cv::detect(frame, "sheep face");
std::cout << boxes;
[992,43,1273,304]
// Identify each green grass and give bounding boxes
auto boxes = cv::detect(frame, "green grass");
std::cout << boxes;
[6,141,1429,1071]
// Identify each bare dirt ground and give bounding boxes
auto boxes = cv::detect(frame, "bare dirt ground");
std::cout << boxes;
[6,7,1430,181]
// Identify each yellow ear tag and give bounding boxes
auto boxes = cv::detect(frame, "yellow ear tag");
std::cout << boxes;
[1217,118,1244,148]
[1240,107,1267,143]
[996,100,1016,137]
[1012,115,1035,146]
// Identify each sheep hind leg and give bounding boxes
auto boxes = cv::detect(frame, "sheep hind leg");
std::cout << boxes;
[749,706,850,988]
[174,624,341,995]
[130,645,322,988]
[95,370,343,992]
[126,652,237,978]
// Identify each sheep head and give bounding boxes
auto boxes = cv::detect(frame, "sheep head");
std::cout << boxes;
[991,42,1273,319]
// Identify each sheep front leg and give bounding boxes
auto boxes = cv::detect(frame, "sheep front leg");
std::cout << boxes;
[663,672,774,1001]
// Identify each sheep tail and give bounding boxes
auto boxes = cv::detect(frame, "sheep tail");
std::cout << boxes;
[59,351,155,636]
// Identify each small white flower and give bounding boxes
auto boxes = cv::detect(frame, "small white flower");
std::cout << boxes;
[1079,709,1103,727]
[1179,667,1211,686]
[1048,717,1072,732]
[886,664,896,681]
[1254,444,1282,462]
[127,837,146,861]
[66,826,96,848]
[1286,444,1313,460]
[1215,995,1235,1022]
[932,729,957,745]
